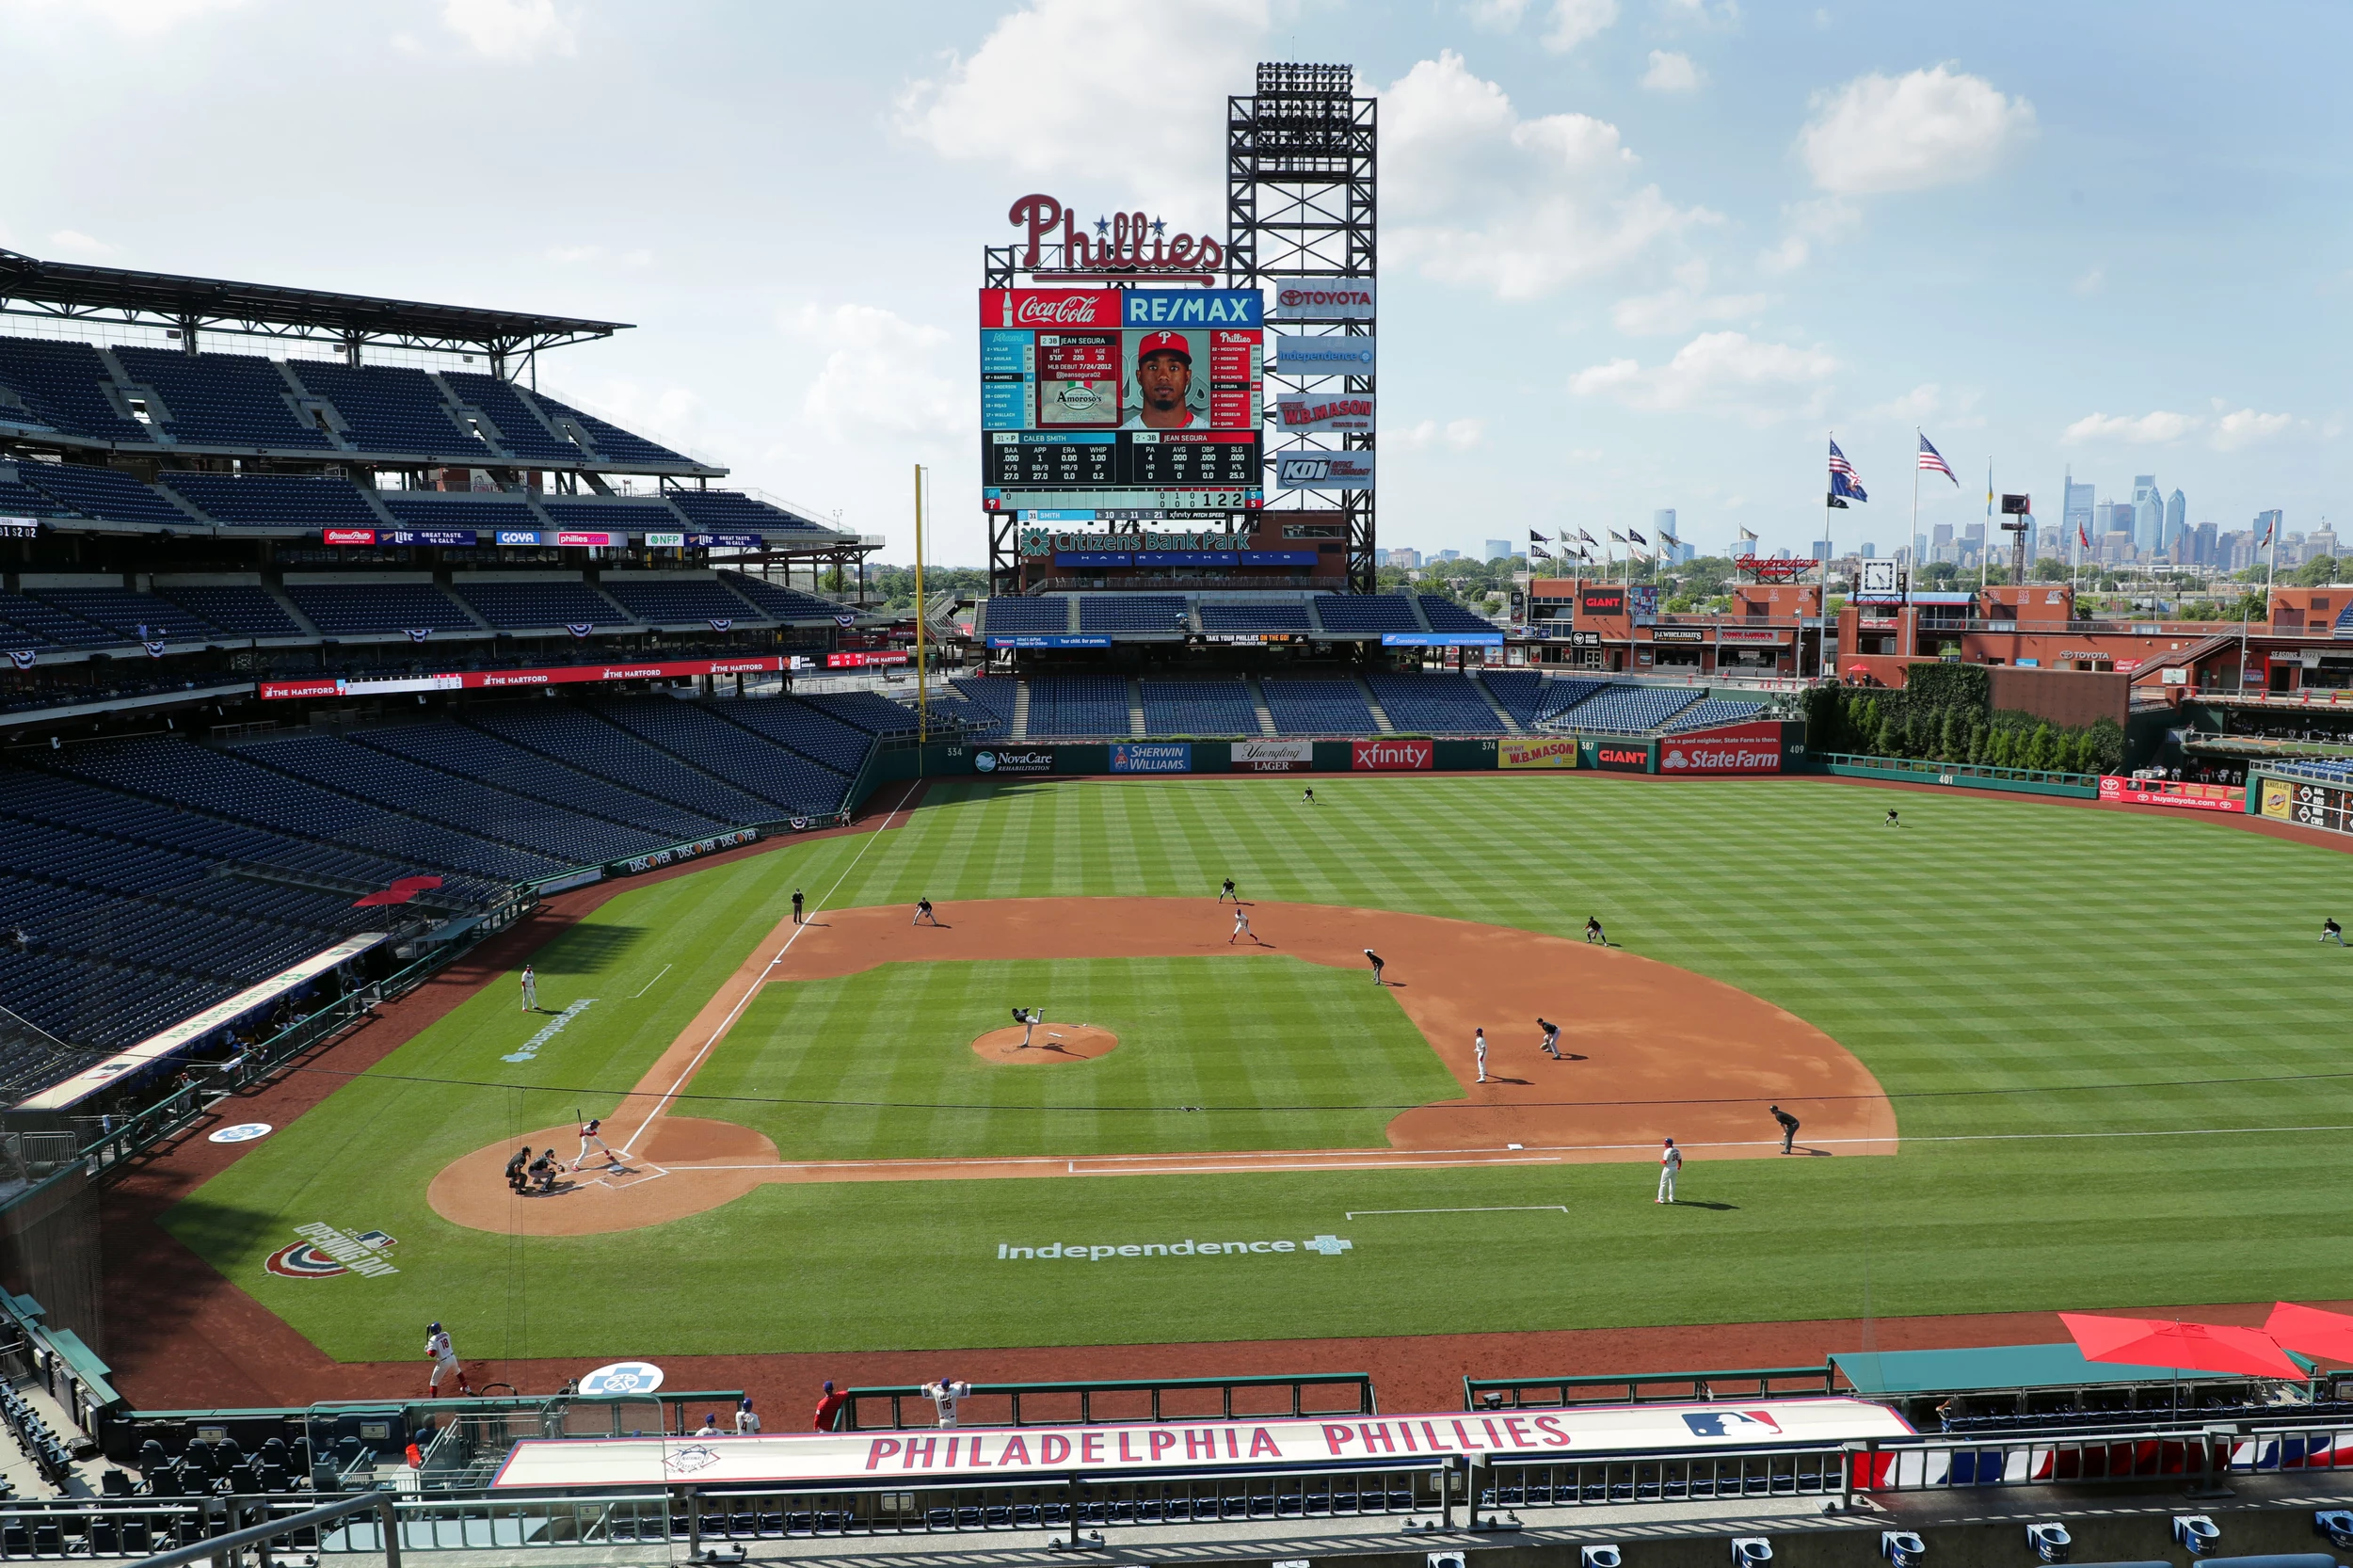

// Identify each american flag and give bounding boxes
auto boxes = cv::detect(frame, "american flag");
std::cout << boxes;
[1829,439,1867,503]
[1916,433,1959,485]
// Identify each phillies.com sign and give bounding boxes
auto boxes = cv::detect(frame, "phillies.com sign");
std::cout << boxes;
[1009,193,1224,276]
[1658,723,1782,776]
[1352,738,1433,772]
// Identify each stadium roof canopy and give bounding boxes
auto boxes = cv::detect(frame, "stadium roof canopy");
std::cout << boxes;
[0,248,630,360]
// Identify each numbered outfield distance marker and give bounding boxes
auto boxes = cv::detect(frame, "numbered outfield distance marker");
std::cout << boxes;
[208,1123,273,1144]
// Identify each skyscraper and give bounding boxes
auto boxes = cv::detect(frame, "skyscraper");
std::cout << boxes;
[2062,472,2096,552]
[2165,488,2186,552]
[1485,539,1511,562]
[2132,475,2163,552]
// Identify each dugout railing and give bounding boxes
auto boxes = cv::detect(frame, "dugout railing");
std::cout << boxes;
[833,1373,1377,1432]
[1464,1366,1838,1411]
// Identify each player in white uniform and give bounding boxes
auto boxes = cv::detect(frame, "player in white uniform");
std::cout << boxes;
[520,965,537,1012]
[1473,1029,1489,1083]
[1657,1139,1681,1204]
[424,1321,472,1397]
[734,1397,761,1434]
[1229,908,1262,945]
[920,1376,972,1429]
[574,1117,617,1171]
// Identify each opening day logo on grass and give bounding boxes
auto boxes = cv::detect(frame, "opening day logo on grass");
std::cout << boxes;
[265,1224,399,1280]
[998,1234,1353,1261]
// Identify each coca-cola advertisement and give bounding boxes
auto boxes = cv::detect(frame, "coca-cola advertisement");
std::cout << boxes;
[979,289,1122,329]
[1352,738,1433,772]
[1657,722,1783,776]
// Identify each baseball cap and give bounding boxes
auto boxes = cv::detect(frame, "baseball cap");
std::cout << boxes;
[1136,330,1191,363]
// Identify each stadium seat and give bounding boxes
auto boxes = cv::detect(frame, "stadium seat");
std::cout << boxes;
[1311,595,1420,634]
[1139,678,1257,736]
[1261,675,1379,736]
[438,372,584,463]
[159,472,381,529]
[1026,675,1131,737]
[978,598,1071,635]
[280,581,478,637]
[1363,671,1501,734]
[597,575,761,627]
[1560,686,1705,733]
[114,347,335,450]
[15,462,194,526]
[284,359,480,459]
[0,338,154,443]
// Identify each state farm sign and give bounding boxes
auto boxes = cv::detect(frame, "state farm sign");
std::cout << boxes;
[1352,738,1433,772]
[1658,723,1782,775]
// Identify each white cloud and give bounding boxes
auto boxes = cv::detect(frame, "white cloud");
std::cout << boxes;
[1657,0,1739,28]
[1542,0,1619,52]
[1570,330,1838,423]
[1610,261,1763,334]
[1756,195,1858,272]
[441,0,574,61]
[1863,382,1985,429]
[2061,410,2197,446]
[783,303,961,446]
[620,248,652,268]
[544,245,600,265]
[1466,0,1531,25]
[1641,50,1704,91]
[895,0,1266,214]
[2211,408,2295,450]
[45,230,120,260]
[2073,265,2105,295]
[1393,418,1488,451]
[1383,51,1714,299]
[1799,65,2034,195]
[5,0,249,33]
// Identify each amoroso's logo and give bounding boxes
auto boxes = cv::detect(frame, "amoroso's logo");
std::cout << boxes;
[975,750,1000,773]
[266,1224,399,1281]
[1053,382,1105,414]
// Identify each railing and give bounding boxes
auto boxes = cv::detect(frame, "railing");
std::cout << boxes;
[1816,753,2100,792]
[1465,1367,1835,1411]
[1483,1445,1849,1508]
[839,1374,1377,1432]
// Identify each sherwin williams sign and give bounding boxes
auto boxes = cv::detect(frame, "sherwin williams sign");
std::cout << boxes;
[1352,738,1433,771]
[1498,737,1580,770]
[1110,743,1191,774]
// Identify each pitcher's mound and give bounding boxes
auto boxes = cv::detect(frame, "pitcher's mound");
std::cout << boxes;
[972,1023,1118,1064]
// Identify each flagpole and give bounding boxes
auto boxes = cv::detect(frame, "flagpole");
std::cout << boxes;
[1911,426,1922,574]
[1981,456,1993,593]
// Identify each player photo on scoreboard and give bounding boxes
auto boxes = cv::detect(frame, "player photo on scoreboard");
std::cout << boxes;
[1121,328,1211,429]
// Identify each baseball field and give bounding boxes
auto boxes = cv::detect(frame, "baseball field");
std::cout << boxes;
[159,774,2353,1372]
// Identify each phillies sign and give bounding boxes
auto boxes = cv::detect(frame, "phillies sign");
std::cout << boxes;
[1009,193,1225,277]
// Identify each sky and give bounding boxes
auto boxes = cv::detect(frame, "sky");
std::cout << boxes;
[1,0,2345,566]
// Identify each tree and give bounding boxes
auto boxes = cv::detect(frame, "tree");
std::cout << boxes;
[2296,555,2341,587]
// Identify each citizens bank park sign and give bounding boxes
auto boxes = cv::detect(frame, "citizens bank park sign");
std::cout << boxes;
[491,1400,1912,1490]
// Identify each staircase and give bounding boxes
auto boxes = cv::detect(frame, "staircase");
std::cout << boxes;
[1127,678,1147,738]
[1355,675,1396,733]
[1244,675,1278,737]
[1010,680,1032,742]
[1469,670,1524,734]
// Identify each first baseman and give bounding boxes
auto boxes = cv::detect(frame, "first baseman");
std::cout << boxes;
[1364,949,1385,985]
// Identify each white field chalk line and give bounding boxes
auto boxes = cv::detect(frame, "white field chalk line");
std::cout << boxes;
[620,781,920,1156]
[631,963,672,1000]
[1347,1206,1571,1218]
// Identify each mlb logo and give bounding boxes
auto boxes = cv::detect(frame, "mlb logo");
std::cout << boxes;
[1680,1410,1784,1438]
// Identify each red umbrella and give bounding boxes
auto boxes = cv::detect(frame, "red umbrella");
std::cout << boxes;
[2265,1303,2353,1365]
[2060,1312,2306,1379]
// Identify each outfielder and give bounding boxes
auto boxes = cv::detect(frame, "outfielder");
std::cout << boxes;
[574,1117,618,1171]
[520,965,537,1012]
[2325,918,2345,946]
[1656,1138,1681,1204]
[424,1321,472,1398]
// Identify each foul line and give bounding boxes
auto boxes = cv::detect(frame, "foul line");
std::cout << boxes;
[620,780,920,1156]
[630,963,672,1000]
[1347,1206,1570,1218]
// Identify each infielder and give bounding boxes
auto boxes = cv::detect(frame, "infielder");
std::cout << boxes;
[1473,1028,1489,1083]
[574,1117,618,1171]
[424,1321,472,1398]
[1538,1017,1561,1059]
[1583,917,1607,946]
[913,898,938,926]
[1218,878,1239,903]
[1230,908,1263,945]
[520,965,537,1011]
[1364,949,1385,985]
[1656,1138,1681,1203]
[920,1375,972,1429]
[1770,1105,1801,1155]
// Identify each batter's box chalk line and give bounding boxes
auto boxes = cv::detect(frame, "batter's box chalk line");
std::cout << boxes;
[1345,1206,1571,1219]
[592,1163,669,1190]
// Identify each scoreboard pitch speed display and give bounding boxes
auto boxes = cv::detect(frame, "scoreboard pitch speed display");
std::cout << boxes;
[981,288,1263,512]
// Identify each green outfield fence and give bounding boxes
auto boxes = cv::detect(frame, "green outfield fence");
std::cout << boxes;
[835,1373,1378,1432]
[1816,754,2101,797]
[1464,1367,1838,1411]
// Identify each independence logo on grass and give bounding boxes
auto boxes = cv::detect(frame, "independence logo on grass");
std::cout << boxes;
[504,998,596,1064]
[998,1234,1353,1261]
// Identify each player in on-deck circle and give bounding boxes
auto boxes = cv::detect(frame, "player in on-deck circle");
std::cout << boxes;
[520,964,537,1012]
[1218,877,1239,903]
[1538,1017,1561,1059]
[573,1117,618,1171]
[1229,907,1263,946]
[424,1321,472,1398]
[1584,916,1606,946]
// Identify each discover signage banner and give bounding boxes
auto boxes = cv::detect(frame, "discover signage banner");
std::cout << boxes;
[1352,738,1433,772]
[1657,723,1782,776]
[1234,739,1313,773]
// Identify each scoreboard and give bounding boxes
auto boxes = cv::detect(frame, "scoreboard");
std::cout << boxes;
[2282,777,2353,832]
[981,287,1263,514]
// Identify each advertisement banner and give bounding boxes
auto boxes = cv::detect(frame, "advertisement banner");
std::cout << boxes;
[258,656,783,700]
[1275,452,1375,490]
[496,529,542,546]
[1498,737,1580,770]
[554,531,615,548]
[1577,586,1625,616]
[1110,743,1192,774]
[321,528,376,546]
[1274,336,1376,376]
[1381,632,1503,648]
[1274,392,1375,435]
[688,533,765,549]
[1657,723,1782,776]
[1234,739,1313,773]
[614,827,760,876]
[972,747,1057,776]
[382,529,477,548]
[1271,279,1377,321]
[1650,627,1705,644]
[979,288,1125,330]
[985,634,1112,649]
[1352,738,1433,772]
[1588,741,1654,773]
[643,531,684,548]
[1716,628,1787,645]
[824,650,910,668]
[2098,776,2244,813]
[2262,777,2292,820]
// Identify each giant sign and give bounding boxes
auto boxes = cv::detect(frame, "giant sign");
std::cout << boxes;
[1275,452,1375,491]
[982,287,1262,514]
[2097,776,2244,814]
[1006,194,1225,278]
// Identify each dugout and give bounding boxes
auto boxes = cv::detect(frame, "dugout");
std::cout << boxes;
[1832,1343,2328,1431]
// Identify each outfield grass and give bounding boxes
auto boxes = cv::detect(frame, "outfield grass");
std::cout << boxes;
[701,957,1456,1160]
[163,775,2353,1363]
